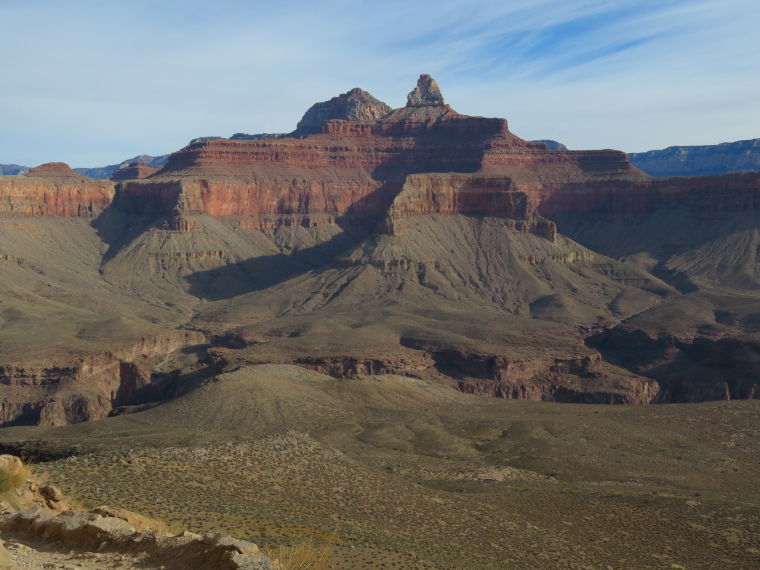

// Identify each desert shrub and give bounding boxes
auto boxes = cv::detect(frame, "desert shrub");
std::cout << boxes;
[266,534,332,570]
[0,471,12,493]
[11,462,32,488]
[0,460,32,493]
[0,460,32,509]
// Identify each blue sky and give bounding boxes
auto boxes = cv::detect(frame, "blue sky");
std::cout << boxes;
[1,0,758,167]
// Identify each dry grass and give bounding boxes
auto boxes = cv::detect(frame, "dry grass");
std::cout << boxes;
[266,532,333,570]
[0,459,32,493]
[10,369,760,569]
[0,458,33,510]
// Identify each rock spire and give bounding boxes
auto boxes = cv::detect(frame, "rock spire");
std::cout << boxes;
[406,74,445,107]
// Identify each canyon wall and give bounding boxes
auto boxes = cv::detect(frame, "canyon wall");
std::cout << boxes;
[0,163,114,218]
[532,172,760,216]
[0,332,205,427]
[384,173,557,239]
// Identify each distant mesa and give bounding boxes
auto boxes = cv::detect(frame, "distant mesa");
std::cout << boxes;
[0,161,113,218]
[26,162,92,181]
[74,154,170,179]
[188,133,286,145]
[230,132,287,141]
[110,161,160,182]
[629,138,760,176]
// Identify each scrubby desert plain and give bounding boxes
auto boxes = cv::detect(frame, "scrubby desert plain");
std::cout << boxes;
[3,367,759,568]
[1,76,760,568]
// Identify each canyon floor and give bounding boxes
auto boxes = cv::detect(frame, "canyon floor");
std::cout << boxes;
[1,365,758,569]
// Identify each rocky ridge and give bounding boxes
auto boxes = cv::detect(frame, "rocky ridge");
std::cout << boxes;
[74,155,170,180]
[0,454,278,569]
[292,87,392,136]
[629,138,760,176]
[0,165,29,176]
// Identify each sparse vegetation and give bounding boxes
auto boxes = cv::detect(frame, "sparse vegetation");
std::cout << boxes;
[0,458,32,493]
[267,531,333,570]
[13,383,758,569]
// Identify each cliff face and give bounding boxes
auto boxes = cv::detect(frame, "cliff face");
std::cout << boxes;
[117,75,652,228]
[0,331,205,427]
[110,161,160,182]
[532,172,760,216]
[109,76,760,267]
[0,163,114,217]
[629,138,760,177]
[384,174,556,240]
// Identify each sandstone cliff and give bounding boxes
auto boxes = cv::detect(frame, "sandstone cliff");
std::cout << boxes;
[0,163,114,217]
[119,74,649,231]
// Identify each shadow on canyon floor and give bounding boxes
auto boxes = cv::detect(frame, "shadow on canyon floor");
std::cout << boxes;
[183,216,374,300]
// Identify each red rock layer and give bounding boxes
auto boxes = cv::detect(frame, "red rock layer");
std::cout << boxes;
[532,171,760,216]
[0,163,114,218]
[113,76,760,228]
[111,161,160,182]
[158,116,508,178]
[385,173,557,239]
[119,112,651,229]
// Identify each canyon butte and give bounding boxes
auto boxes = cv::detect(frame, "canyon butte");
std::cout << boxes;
[1,74,760,426]
[1,75,760,569]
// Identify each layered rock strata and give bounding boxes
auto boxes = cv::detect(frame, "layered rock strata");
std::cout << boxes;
[3,74,760,419]
[384,174,557,239]
[115,74,660,235]
[0,332,205,427]
[0,163,114,217]
[110,161,160,181]
[533,171,760,216]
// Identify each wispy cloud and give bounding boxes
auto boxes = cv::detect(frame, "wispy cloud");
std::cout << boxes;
[0,0,757,165]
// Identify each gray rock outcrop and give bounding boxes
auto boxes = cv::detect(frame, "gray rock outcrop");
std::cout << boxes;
[292,88,392,135]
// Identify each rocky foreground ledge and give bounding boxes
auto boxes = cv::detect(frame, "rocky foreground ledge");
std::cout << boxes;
[0,455,278,569]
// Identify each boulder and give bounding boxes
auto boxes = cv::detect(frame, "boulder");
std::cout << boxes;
[203,531,259,554]
[59,510,101,541]
[86,516,136,538]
